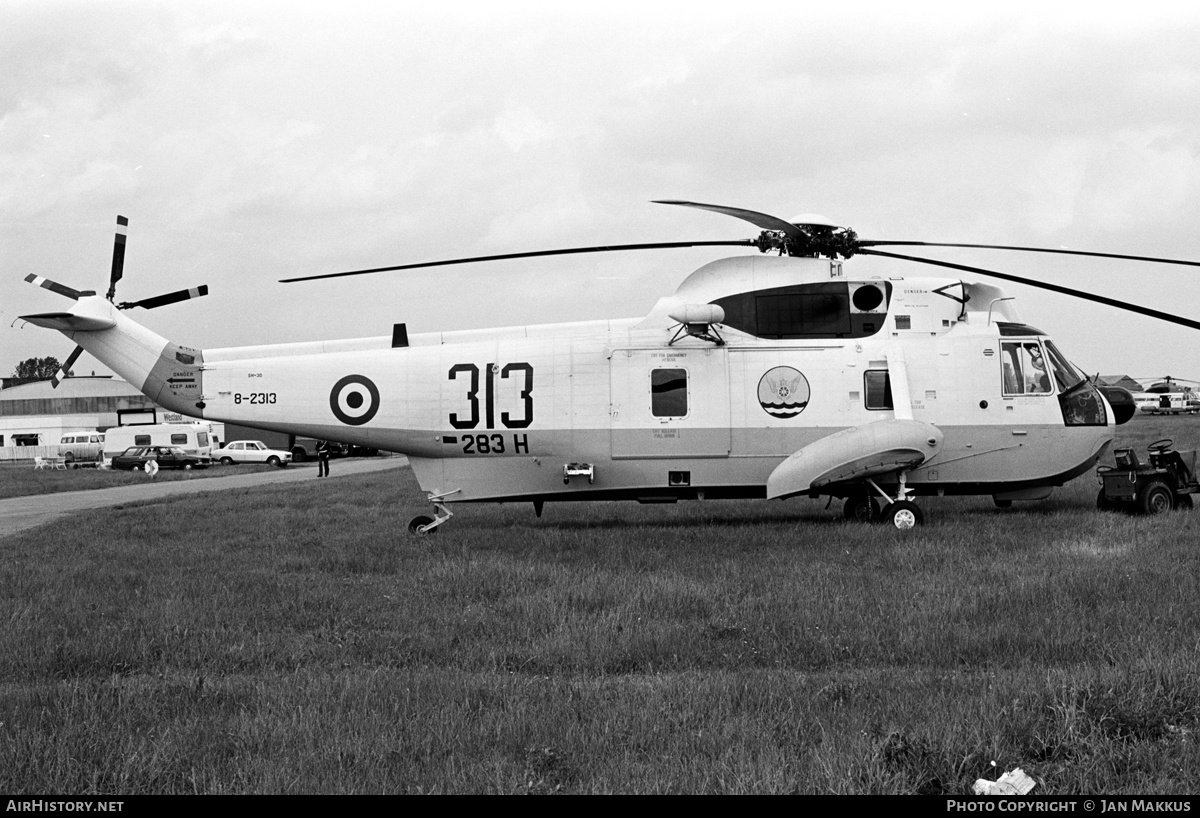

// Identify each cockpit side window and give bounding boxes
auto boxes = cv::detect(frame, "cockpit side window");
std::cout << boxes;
[1001,341,1051,396]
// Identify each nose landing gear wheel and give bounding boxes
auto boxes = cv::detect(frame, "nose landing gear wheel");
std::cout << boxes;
[882,500,923,530]
[843,492,879,522]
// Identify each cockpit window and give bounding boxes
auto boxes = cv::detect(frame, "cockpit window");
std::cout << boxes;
[1001,341,1051,395]
[1042,340,1085,392]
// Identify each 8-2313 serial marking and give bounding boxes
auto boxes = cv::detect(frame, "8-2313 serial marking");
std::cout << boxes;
[234,392,277,405]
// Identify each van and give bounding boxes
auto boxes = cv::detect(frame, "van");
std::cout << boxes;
[58,430,105,464]
[102,422,217,459]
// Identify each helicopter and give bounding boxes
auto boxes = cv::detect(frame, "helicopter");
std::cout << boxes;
[18,201,1200,532]
[1130,376,1200,415]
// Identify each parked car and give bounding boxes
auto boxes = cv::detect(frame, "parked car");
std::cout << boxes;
[111,446,212,471]
[290,437,348,462]
[212,440,292,467]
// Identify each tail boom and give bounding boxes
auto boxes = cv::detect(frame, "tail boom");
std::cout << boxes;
[19,297,206,417]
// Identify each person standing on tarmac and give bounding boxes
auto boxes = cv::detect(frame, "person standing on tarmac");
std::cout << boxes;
[316,439,331,477]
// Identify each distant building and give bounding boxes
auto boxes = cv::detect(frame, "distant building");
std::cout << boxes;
[1099,375,1144,393]
[0,376,213,453]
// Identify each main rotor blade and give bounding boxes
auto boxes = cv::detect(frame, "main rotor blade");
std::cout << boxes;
[106,215,128,301]
[51,345,85,389]
[856,240,1200,268]
[857,248,1200,332]
[652,200,807,240]
[23,274,93,300]
[279,240,755,283]
[118,285,209,310]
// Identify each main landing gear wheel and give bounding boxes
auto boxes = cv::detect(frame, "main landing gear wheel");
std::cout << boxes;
[882,500,924,530]
[408,515,437,535]
[842,492,879,522]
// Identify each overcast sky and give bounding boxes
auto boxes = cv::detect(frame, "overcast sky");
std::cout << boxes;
[5,1,1200,388]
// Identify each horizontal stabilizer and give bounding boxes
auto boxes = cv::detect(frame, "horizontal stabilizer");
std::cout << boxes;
[18,311,117,332]
[767,419,943,500]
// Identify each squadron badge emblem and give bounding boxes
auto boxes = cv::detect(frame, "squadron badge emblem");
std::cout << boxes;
[757,366,810,419]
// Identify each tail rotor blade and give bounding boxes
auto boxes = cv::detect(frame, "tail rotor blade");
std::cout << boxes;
[106,215,128,302]
[23,274,92,300]
[51,345,85,389]
[118,285,209,310]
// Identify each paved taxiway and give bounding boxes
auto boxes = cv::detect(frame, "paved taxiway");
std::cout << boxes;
[0,456,409,539]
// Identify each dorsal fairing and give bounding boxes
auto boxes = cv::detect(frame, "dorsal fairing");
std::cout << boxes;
[666,255,894,339]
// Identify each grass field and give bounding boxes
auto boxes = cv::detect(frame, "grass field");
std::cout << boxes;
[2,414,1200,794]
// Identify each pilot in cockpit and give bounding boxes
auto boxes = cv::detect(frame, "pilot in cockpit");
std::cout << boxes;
[1025,344,1051,393]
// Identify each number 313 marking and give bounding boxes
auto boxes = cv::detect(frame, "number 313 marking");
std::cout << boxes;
[448,363,533,429]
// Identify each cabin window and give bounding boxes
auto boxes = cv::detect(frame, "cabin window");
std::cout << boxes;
[651,368,688,417]
[134,434,151,446]
[865,370,894,410]
[197,432,209,446]
[170,433,187,445]
[1001,341,1051,396]
[13,434,38,446]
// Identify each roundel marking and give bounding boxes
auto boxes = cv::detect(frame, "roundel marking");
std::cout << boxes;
[330,375,380,426]
[757,366,810,419]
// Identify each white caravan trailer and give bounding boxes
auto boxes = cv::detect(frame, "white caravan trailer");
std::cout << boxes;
[102,422,217,459]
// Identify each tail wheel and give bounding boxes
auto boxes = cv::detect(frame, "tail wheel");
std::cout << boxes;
[1137,480,1174,515]
[882,500,923,530]
[408,515,437,535]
